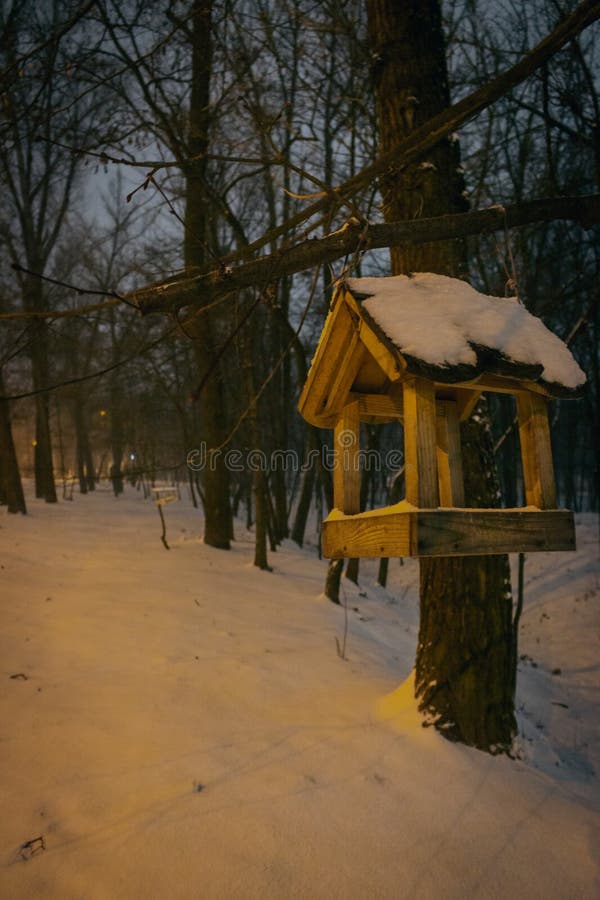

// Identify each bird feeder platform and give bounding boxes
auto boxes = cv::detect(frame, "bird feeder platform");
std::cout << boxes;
[323,503,575,559]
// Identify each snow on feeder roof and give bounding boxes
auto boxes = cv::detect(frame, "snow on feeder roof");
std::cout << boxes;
[297,274,583,559]
[347,274,585,396]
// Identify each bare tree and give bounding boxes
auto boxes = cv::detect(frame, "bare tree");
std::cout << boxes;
[0,0,110,502]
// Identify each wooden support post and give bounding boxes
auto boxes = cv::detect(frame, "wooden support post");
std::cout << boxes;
[403,376,439,508]
[516,392,557,509]
[436,400,465,507]
[333,400,360,514]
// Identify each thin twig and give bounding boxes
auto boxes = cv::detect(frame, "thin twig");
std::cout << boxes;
[10,263,135,306]
[34,136,283,170]
[157,503,170,550]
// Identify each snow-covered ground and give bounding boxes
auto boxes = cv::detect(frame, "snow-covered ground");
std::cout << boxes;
[1,485,598,899]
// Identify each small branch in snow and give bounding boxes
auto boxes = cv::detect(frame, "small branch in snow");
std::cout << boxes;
[335,583,349,661]
[156,503,170,550]
[19,835,45,861]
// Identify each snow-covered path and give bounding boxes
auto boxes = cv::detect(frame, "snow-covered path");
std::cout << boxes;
[1,486,598,899]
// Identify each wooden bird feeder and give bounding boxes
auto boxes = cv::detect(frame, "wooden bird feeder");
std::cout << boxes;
[298,274,585,558]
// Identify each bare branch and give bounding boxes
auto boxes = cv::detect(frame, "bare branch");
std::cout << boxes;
[131,194,600,314]
[0,0,96,88]
[7,262,130,303]
[195,0,600,274]
[33,137,282,170]
[0,299,121,320]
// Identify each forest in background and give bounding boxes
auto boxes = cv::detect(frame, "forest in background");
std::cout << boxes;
[0,0,598,552]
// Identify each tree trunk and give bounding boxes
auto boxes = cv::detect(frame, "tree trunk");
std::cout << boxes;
[291,453,316,547]
[241,310,270,570]
[184,0,231,549]
[192,345,232,548]
[325,558,343,605]
[367,0,516,752]
[270,465,288,543]
[72,396,95,494]
[109,399,124,496]
[345,557,359,585]
[417,406,516,747]
[377,557,389,588]
[269,304,290,544]
[245,481,252,530]
[76,415,87,494]
[0,369,27,514]
[29,316,56,503]
[253,468,270,570]
[82,419,95,491]
[367,0,468,279]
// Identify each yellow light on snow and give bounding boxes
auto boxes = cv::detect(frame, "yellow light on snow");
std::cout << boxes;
[375,671,423,735]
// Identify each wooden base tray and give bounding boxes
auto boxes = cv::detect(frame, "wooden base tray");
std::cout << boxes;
[322,504,576,558]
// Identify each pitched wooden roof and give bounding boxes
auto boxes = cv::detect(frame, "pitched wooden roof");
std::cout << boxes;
[298,275,585,428]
